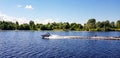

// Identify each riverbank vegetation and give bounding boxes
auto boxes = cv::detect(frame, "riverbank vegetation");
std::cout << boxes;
[0,19,120,31]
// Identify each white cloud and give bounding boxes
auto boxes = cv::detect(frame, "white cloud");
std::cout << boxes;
[25,5,33,9]
[17,5,22,8]
[0,13,54,24]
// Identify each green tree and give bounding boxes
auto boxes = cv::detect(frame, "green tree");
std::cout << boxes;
[35,24,43,30]
[110,21,115,28]
[29,21,35,30]
[0,21,3,30]
[70,23,83,30]
[86,18,96,31]
[19,23,30,30]
[96,21,103,28]
[15,21,19,30]
[62,22,70,30]
[83,24,89,31]
[102,20,111,31]
[116,20,120,28]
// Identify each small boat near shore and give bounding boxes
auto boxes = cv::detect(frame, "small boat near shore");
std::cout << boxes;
[41,32,50,39]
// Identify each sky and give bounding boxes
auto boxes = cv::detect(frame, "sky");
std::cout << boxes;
[0,0,120,24]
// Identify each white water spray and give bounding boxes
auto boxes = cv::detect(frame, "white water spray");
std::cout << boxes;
[44,34,120,40]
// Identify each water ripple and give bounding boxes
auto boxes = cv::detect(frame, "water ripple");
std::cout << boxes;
[0,31,120,58]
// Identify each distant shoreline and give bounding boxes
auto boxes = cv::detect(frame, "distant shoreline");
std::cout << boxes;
[0,19,120,31]
[0,30,120,32]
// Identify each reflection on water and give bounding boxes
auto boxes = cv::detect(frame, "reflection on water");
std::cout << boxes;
[0,31,120,58]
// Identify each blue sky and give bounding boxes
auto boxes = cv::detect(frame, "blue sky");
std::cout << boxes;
[0,0,120,24]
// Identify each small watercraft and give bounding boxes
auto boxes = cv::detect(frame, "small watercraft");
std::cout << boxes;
[41,32,50,39]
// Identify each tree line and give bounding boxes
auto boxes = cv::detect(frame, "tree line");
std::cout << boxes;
[0,19,120,31]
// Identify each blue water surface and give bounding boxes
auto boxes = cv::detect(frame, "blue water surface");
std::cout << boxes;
[0,31,120,58]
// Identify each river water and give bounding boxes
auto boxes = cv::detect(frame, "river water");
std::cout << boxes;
[0,31,120,58]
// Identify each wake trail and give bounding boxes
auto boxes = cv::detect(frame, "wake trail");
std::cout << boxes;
[44,34,120,40]
[45,35,65,39]
[45,34,84,39]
